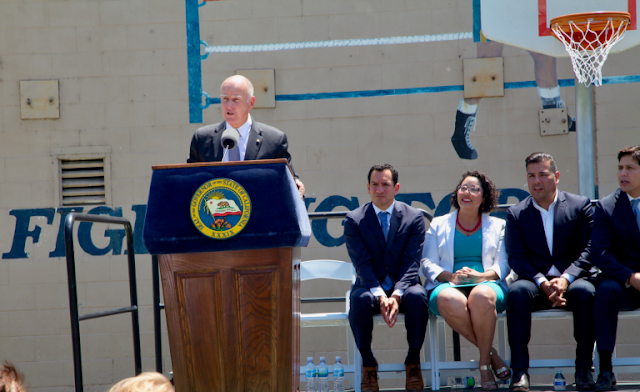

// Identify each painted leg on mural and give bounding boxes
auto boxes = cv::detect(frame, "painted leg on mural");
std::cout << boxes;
[452,41,503,160]
[529,51,576,132]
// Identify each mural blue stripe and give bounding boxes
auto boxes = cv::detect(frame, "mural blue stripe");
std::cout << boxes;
[276,85,464,101]
[601,74,640,85]
[203,74,640,106]
[473,0,482,43]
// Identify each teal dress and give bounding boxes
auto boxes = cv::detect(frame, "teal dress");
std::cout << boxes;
[429,229,507,316]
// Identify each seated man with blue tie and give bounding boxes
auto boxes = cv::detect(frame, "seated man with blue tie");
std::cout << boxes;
[591,145,640,390]
[505,152,597,392]
[187,75,305,197]
[345,164,429,392]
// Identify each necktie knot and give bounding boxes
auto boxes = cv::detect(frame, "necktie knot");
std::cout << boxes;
[378,211,390,241]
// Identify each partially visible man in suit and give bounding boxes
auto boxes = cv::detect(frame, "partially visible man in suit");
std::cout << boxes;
[505,152,596,392]
[187,75,305,197]
[591,145,640,390]
[345,164,429,392]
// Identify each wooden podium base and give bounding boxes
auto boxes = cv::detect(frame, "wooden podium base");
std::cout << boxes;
[159,247,300,392]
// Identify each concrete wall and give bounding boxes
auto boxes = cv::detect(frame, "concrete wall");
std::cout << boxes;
[0,0,639,390]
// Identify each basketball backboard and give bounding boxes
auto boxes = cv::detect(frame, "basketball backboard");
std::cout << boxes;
[480,0,640,57]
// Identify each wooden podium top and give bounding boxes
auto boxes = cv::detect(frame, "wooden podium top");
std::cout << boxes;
[152,158,292,174]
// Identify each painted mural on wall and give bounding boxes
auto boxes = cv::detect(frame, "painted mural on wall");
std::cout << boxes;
[2,189,528,259]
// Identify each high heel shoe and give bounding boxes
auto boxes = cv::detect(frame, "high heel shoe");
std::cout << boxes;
[490,351,511,380]
[480,365,498,391]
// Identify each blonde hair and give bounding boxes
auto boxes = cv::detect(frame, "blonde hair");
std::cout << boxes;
[0,361,27,392]
[108,372,173,392]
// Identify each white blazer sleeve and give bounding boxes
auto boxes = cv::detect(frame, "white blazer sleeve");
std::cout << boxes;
[421,217,445,284]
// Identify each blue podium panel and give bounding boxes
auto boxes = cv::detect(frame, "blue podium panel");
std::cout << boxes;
[143,159,310,254]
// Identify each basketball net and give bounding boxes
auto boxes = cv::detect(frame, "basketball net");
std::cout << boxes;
[551,17,630,87]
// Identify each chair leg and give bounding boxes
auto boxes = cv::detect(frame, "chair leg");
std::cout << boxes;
[429,312,440,391]
[354,348,362,392]
[497,317,508,360]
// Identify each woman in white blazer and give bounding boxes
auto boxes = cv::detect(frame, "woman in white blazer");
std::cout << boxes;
[422,170,512,391]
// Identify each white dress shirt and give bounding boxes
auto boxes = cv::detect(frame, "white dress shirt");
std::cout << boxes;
[532,192,576,287]
[222,114,253,162]
[370,202,404,298]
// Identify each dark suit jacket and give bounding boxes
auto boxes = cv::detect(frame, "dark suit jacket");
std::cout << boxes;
[505,190,594,281]
[344,201,426,292]
[187,120,297,177]
[591,188,640,285]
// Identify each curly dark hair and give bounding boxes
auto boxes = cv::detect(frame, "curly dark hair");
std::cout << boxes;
[450,170,500,213]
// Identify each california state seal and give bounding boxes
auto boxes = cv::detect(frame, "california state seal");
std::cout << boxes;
[190,178,251,239]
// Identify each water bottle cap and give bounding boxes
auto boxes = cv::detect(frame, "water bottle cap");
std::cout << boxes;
[320,356,325,361]
[307,357,313,361]
[336,356,341,361]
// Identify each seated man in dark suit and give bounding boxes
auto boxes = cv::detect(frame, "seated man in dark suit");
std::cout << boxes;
[505,152,596,391]
[345,164,429,392]
[591,145,640,390]
[187,75,305,197]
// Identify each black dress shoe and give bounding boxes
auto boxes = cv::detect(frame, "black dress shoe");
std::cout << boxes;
[595,371,616,391]
[509,371,529,392]
[575,368,596,391]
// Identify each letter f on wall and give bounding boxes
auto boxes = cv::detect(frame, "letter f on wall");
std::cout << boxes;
[2,209,55,259]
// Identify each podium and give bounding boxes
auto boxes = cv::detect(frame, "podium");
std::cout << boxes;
[143,159,310,392]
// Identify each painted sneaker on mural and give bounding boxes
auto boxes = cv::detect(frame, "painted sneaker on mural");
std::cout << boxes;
[451,110,478,160]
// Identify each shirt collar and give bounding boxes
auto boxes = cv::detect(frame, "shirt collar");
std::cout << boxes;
[532,191,558,213]
[627,192,640,202]
[226,114,253,140]
[372,201,395,216]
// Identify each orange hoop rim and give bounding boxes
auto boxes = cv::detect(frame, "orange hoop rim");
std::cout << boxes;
[550,11,631,34]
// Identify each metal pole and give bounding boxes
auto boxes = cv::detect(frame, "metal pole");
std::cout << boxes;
[124,220,142,375]
[152,255,163,373]
[575,77,596,199]
[64,214,84,392]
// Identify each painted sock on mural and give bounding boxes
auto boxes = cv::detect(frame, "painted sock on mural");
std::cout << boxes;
[538,86,575,132]
[451,99,479,160]
[458,98,479,116]
[538,86,565,109]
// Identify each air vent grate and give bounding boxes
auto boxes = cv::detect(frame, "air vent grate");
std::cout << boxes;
[60,158,106,206]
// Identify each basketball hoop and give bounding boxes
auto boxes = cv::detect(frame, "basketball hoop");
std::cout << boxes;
[550,12,631,87]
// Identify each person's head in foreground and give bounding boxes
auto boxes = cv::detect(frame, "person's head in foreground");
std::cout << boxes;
[0,361,27,392]
[618,145,640,197]
[108,372,173,392]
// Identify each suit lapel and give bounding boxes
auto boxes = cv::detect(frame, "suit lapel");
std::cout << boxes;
[244,122,263,161]
[364,204,387,251]
[212,122,226,161]
[386,204,403,250]
[526,198,552,258]
[551,191,567,256]
[617,191,640,247]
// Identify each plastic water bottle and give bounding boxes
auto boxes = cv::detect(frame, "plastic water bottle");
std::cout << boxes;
[305,357,316,392]
[317,356,329,392]
[553,370,566,391]
[333,356,345,392]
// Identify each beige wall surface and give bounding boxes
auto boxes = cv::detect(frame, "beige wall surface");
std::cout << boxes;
[0,0,639,390]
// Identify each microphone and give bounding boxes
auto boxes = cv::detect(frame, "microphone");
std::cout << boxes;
[221,128,240,161]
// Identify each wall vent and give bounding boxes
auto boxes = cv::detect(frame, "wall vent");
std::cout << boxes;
[60,157,107,206]
[51,146,112,207]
